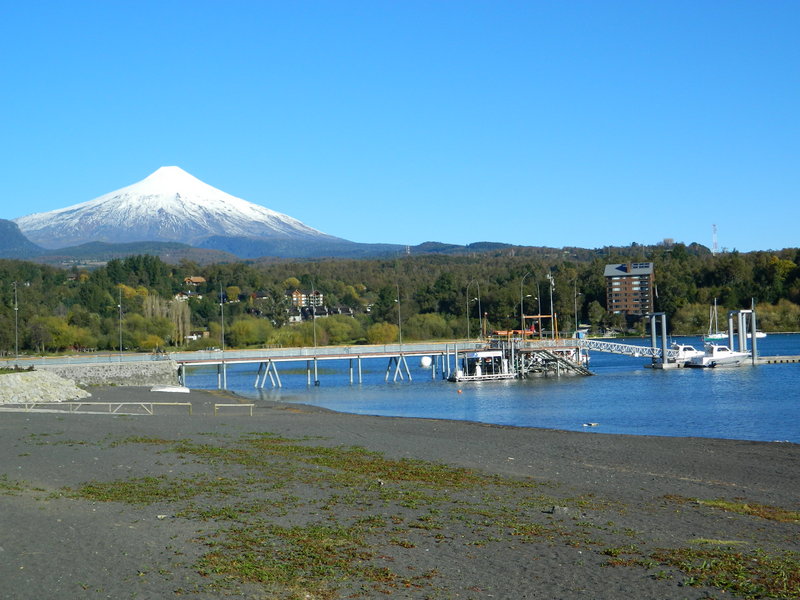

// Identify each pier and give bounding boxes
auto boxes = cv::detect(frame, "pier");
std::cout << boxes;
[170,336,606,389]
[171,342,484,389]
[3,320,797,391]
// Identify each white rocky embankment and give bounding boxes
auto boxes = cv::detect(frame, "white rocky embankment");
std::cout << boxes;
[1,361,179,404]
[0,370,91,404]
[36,361,179,387]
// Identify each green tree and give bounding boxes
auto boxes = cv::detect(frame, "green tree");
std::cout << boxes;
[366,322,398,344]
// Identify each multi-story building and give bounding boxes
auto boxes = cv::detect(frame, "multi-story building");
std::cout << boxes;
[604,262,655,315]
[286,289,324,308]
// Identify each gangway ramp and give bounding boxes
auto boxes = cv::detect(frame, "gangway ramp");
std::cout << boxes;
[536,349,593,376]
[575,338,678,360]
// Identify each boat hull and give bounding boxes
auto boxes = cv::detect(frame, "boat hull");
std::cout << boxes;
[688,343,750,368]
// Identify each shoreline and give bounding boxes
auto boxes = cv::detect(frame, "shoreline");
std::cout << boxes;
[1,386,798,598]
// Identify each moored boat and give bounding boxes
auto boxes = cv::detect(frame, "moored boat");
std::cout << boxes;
[688,343,750,368]
[669,342,705,365]
[704,298,728,341]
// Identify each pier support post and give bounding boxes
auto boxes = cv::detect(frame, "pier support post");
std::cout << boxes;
[256,360,281,388]
[255,362,264,388]
[646,312,668,366]
[738,312,747,352]
[727,312,736,350]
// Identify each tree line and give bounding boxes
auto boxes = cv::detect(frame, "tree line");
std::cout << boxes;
[1,243,799,355]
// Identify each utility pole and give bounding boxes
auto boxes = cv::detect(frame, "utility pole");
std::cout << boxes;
[118,286,123,362]
[219,283,225,352]
[546,271,555,338]
[466,279,478,339]
[519,272,531,333]
[13,282,19,359]
[396,283,403,346]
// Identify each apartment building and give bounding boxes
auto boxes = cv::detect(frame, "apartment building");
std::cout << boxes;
[604,262,655,315]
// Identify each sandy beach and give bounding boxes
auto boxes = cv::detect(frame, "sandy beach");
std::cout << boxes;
[0,386,797,599]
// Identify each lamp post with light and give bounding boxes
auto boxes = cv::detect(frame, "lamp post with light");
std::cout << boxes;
[395,283,403,347]
[117,286,123,362]
[466,280,479,339]
[12,281,19,359]
[546,272,555,338]
[519,272,531,334]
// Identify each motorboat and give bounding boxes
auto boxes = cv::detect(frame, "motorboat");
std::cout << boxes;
[688,343,750,368]
[448,350,517,382]
[669,342,705,365]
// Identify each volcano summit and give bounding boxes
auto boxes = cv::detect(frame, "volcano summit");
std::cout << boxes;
[14,166,336,250]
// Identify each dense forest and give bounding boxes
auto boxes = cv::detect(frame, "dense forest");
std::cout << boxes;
[1,242,799,355]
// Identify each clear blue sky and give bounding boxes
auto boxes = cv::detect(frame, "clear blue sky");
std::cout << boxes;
[1,1,797,252]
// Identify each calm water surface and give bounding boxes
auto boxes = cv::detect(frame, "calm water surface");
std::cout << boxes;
[184,334,800,443]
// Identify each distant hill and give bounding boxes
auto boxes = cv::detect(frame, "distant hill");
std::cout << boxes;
[33,241,238,267]
[0,219,45,259]
[409,241,513,255]
[197,235,406,259]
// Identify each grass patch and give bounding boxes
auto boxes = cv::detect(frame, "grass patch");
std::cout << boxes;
[698,499,800,523]
[198,522,393,599]
[651,547,800,599]
[665,494,800,523]
[64,474,241,504]
[0,474,27,495]
[691,538,748,546]
[53,431,798,598]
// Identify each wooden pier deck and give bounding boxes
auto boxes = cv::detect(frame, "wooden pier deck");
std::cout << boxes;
[756,355,800,364]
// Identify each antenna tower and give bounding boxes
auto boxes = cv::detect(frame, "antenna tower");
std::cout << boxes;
[712,224,718,255]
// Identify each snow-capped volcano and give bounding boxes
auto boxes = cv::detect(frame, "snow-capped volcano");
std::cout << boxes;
[14,166,336,249]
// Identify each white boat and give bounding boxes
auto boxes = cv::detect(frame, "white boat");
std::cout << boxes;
[669,342,705,365]
[704,332,728,341]
[704,298,728,341]
[747,331,767,339]
[448,350,517,382]
[688,343,750,368]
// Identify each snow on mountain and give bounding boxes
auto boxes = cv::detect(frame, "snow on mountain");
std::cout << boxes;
[14,166,337,249]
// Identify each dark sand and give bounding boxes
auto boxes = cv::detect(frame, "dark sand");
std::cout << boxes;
[0,387,797,599]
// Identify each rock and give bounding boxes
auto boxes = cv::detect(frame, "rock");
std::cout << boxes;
[36,360,179,386]
[0,370,91,404]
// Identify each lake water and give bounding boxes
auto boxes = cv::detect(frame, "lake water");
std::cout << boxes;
[183,334,800,443]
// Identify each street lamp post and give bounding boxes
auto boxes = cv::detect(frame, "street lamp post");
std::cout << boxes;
[117,286,123,361]
[546,272,555,338]
[519,272,531,333]
[311,283,318,385]
[12,281,19,359]
[573,280,582,335]
[395,283,403,346]
[219,284,226,353]
[476,284,482,339]
[466,280,478,339]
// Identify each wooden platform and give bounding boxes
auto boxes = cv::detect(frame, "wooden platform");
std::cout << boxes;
[756,355,800,364]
